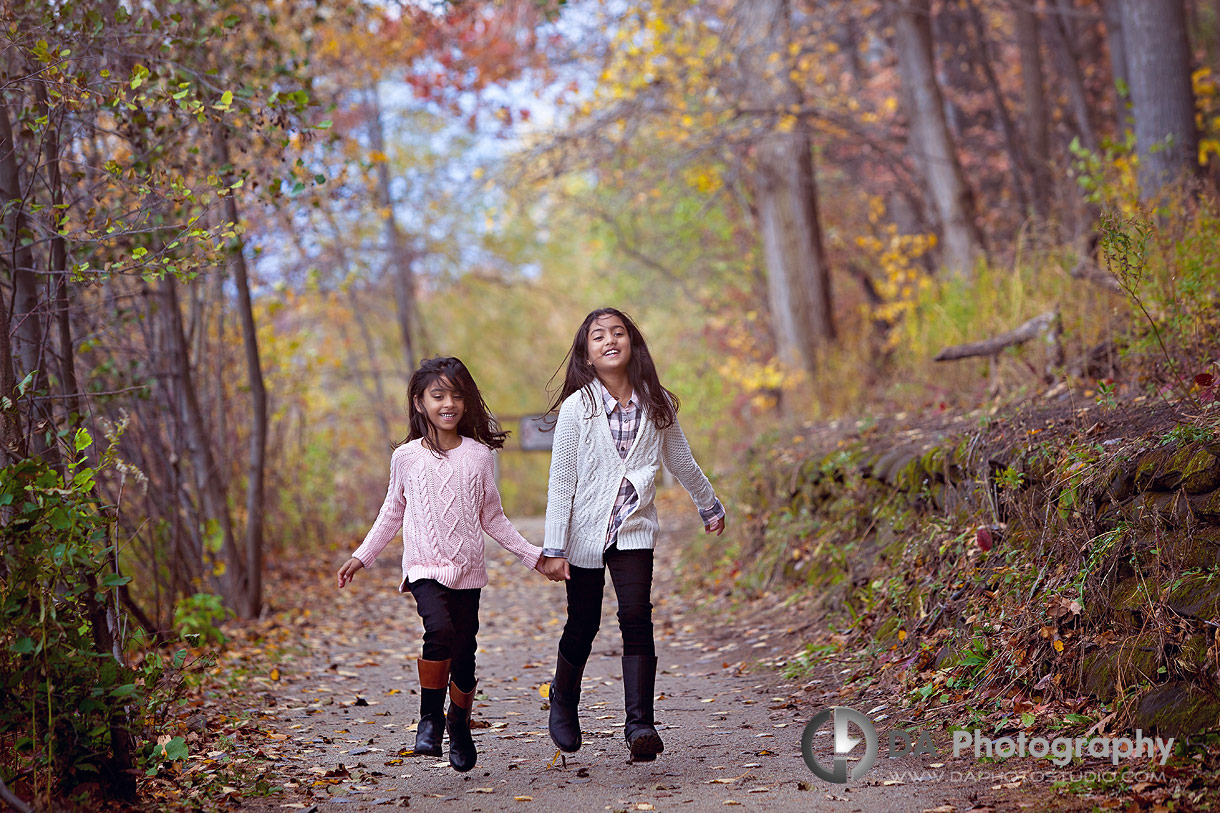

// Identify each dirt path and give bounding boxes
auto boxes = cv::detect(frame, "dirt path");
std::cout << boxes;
[249,516,1049,812]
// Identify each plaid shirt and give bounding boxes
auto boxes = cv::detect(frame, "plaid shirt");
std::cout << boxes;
[600,381,642,550]
[542,380,725,560]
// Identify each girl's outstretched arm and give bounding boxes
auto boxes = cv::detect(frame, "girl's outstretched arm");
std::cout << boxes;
[660,418,726,532]
[478,450,543,572]
[348,448,408,572]
[337,557,365,588]
[542,399,581,556]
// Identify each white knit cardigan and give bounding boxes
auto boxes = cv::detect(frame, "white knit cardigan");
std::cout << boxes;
[543,384,720,568]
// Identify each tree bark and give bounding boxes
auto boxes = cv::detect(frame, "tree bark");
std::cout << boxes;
[733,0,835,376]
[0,101,51,458]
[1116,0,1200,200]
[1100,0,1134,132]
[889,0,985,278]
[1046,0,1099,152]
[963,0,1033,216]
[1014,1,1051,218]
[33,84,86,436]
[161,276,232,595]
[214,127,266,620]
[367,86,418,377]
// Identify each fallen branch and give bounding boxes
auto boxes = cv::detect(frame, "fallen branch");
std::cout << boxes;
[935,310,1061,362]
[0,775,33,813]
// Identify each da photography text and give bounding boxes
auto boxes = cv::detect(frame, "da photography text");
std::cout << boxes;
[801,706,1175,784]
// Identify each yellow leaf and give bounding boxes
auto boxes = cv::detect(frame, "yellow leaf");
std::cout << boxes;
[898,629,907,641]
[1053,639,1064,652]
[270,667,280,681]
[539,682,551,699]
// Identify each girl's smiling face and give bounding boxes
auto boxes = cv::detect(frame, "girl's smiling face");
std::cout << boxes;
[414,376,465,440]
[587,314,632,377]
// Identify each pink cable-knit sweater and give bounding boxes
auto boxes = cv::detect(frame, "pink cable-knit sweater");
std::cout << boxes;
[351,437,542,591]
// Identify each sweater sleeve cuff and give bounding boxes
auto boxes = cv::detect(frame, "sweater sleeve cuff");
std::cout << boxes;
[698,498,725,525]
[541,548,567,558]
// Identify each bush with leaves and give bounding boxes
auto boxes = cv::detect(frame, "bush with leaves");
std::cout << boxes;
[0,429,173,803]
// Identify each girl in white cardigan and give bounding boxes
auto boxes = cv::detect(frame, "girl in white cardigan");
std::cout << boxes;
[538,308,726,762]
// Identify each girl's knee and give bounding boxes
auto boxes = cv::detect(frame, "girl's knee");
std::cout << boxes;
[422,621,457,650]
[616,602,653,628]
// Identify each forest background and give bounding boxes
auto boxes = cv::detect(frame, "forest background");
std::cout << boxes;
[2,0,1219,807]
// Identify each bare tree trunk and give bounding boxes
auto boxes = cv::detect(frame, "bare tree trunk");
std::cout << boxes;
[214,127,266,619]
[889,0,985,278]
[0,271,24,464]
[323,207,393,438]
[731,0,835,378]
[161,277,228,593]
[1117,0,1200,200]
[366,86,418,377]
[963,0,1032,216]
[0,101,52,458]
[1046,0,1099,152]
[1014,1,1051,218]
[34,85,86,437]
[1100,0,1134,132]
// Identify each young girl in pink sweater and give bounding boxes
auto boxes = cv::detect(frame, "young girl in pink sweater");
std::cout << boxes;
[336,357,560,772]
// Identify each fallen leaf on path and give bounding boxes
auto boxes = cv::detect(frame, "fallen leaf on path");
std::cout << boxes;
[723,802,741,806]
[514,797,533,802]
[468,787,494,793]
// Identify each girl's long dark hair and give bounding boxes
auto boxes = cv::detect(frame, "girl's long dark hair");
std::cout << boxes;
[544,307,678,429]
[401,356,508,455]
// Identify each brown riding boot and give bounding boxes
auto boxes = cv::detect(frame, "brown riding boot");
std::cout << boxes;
[414,658,450,757]
[445,680,478,772]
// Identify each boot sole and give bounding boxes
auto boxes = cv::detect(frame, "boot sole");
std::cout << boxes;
[550,735,582,753]
[627,731,664,759]
[412,745,442,757]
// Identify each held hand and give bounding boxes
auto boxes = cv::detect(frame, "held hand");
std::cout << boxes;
[704,516,726,536]
[337,557,365,589]
[538,555,570,581]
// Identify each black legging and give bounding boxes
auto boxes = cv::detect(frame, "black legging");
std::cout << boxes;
[408,579,481,691]
[558,544,655,665]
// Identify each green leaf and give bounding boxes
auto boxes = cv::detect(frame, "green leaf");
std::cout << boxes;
[101,573,132,588]
[110,683,137,698]
[213,89,234,111]
[162,737,189,761]
[11,637,36,654]
[315,119,332,130]
[48,507,72,530]
[74,427,92,452]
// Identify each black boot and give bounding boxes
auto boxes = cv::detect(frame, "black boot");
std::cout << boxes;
[445,680,478,772]
[622,655,663,761]
[548,650,584,752]
[414,658,449,757]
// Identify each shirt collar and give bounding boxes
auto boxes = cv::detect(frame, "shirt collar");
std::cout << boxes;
[595,378,637,414]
